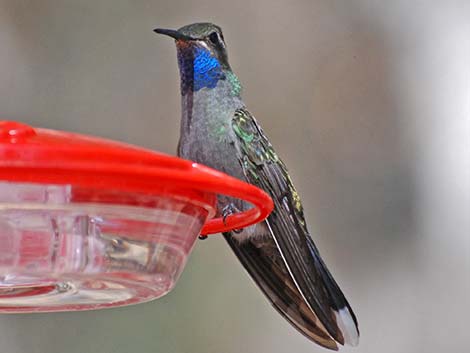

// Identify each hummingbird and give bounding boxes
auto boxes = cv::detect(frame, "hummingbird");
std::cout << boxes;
[155,23,359,350]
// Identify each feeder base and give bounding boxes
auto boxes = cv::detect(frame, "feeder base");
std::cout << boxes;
[0,182,205,312]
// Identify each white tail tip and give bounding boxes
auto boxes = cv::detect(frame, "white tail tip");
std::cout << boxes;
[335,307,359,347]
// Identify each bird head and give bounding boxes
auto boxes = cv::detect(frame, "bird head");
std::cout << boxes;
[155,23,230,70]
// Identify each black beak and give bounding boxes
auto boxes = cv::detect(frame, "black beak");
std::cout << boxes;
[153,28,193,41]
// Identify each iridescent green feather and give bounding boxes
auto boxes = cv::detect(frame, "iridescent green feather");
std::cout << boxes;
[231,109,306,227]
[226,71,243,96]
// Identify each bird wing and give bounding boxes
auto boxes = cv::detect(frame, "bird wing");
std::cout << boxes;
[225,108,359,348]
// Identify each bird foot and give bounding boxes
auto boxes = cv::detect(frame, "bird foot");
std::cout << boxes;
[222,203,243,233]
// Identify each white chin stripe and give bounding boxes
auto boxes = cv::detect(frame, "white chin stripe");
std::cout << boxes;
[334,307,359,346]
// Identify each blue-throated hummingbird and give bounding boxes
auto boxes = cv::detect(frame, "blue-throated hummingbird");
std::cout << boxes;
[155,23,359,350]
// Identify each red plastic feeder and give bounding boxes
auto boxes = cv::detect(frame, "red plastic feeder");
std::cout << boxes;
[0,121,273,313]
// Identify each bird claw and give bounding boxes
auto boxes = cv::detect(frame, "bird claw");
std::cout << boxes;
[222,204,243,233]
[222,204,237,225]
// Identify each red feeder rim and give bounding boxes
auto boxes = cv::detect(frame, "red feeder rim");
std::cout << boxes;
[0,121,273,235]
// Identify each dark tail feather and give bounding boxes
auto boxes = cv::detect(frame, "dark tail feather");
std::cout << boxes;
[224,232,339,350]
[306,237,359,346]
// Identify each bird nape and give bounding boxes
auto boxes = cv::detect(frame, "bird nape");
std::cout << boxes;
[155,22,359,350]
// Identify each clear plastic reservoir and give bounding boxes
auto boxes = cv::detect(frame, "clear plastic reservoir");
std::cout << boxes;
[0,181,207,312]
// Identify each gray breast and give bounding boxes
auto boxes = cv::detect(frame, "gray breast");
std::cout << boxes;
[178,79,246,181]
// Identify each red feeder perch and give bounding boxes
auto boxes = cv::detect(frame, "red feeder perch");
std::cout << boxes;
[0,121,273,313]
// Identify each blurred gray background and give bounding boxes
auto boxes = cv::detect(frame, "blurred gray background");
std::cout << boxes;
[0,1,469,352]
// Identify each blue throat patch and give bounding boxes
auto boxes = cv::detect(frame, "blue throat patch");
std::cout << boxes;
[193,47,225,91]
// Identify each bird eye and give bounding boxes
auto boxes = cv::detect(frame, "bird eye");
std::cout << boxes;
[208,32,221,45]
